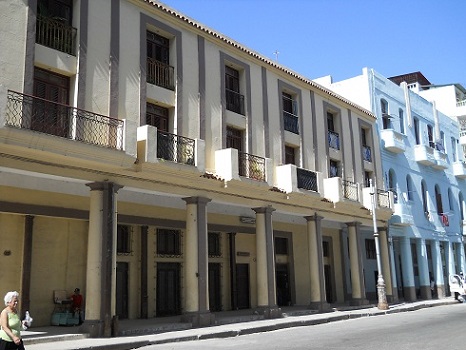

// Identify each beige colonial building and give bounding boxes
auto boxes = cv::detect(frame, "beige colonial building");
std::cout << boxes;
[0,0,393,336]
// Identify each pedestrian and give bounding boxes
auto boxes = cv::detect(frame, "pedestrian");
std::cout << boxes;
[70,288,83,325]
[0,291,26,350]
[430,275,435,298]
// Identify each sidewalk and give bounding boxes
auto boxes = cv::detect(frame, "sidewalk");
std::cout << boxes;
[23,298,459,350]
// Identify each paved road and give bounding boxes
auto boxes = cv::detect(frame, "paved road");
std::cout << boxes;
[144,303,466,350]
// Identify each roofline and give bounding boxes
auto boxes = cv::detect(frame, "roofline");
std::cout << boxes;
[143,0,376,120]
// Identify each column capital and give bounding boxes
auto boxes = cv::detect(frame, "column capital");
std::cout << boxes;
[346,221,361,228]
[182,196,212,205]
[304,213,323,223]
[252,205,275,215]
[86,181,123,193]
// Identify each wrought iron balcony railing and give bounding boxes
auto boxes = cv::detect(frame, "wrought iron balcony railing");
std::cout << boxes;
[297,168,318,192]
[147,58,175,90]
[342,180,359,201]
[225,89,245,115]
[377,189,391,208]
[238,152,265,181]
[157,130,195,166]
[363,145,372,162]
[328,130,340,150]
[6,90,124,150]
[36,15,77,56]
[283,111,299,134]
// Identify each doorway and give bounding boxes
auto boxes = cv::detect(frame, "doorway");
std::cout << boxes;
[116,262,129,319]
[156,262,181,316]
[276,264,291,306]
[236,264,250,309]
[209,263,222,311]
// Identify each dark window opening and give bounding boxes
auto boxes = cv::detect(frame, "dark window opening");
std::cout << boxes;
[157,229,181,256]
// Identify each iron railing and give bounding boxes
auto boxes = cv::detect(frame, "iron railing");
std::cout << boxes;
[377,189,391,208]
[36,15,77,56]
[283,111,299,134]
[157,130,195,166]
[328,130,340,150]
[342,180,359,201]
[238,152,265,181]
[6,90,124,150]
[297,168,318,192]
[147,58,175,90]
[225,89,245,115]
[363,145,372,162]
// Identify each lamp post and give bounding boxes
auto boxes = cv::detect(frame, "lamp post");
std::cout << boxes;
[370,179,389,310]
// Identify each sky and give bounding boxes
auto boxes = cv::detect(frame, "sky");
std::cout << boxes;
[160,0,466,87]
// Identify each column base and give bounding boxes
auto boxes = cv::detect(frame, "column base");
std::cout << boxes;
[349,298,370,306]
[309,301,331,311]
[403,286,417,302]
[255,306,282,319]
[181,311,215,327]
[419,285,432,300]
[435,284,445,299]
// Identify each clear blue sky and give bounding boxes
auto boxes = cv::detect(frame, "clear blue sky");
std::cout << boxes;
[160,0,466,87]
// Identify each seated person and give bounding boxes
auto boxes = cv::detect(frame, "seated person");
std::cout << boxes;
[70,288,83,324]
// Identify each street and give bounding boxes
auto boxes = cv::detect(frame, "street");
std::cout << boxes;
[145,303,466,350]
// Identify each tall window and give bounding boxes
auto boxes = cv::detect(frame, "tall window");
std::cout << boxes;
[226,126,243,151]
[283,92,299,134]
[451,137,458,162]
[327,112,340,150]
[361,128,371,162]
[435,185,443,216]
[146,103,169,132]
[284,145,296,165]
[329,159,340,178]
[38,0,73,25]
[388,169,397,203]
[421,180,429,217]
[406,175,414,201]
[157,229,181,256]
[427,124,434,148]
[380,99,390,129]
[414,118,420,145]
[208,232,221,257]
[117,225,132,255]
[364,171,372,188]
[147,31,169,64]
[33,67,70,137]
[399,108,405,134]
[275,237,288,255]
[365,239,376,259]
[225,66,244,115]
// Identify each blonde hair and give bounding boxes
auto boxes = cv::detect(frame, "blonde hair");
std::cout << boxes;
[4,291,19,306]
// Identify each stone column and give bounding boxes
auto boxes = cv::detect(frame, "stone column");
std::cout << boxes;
[379,228,394,302]
[181,196,213,327]
[83,182,122,337]
[253,206,281,318]
[305,214,329,310]
[346,222,368,305]
[416,238,431,299]
[432,240,445,298]
[400,236,416,301]
[458,243,466,274]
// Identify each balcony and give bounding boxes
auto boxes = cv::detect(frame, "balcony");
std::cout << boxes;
[157,131,195,166]
[380,129,405,153]
[283,111,299,134]
[328,130,340,150]
[275,164,321,194]
[362,145,372,162]
[147,58,175,90]
[390,202,414,226]
[323,177,359,204]
[225,89,245,115]
[214,148,272,185]
[5,90,124,150]
[36,15,77,56]
[414,144,436,166]
[239,152,266,181]
[432,149,448,170]
[453,161,466,178]
[377,189,392,209]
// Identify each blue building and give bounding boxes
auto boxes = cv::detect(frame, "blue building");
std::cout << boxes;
[317,68,466,302]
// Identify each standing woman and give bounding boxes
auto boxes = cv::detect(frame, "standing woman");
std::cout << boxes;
[0,291,25,350]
